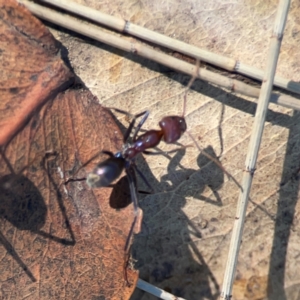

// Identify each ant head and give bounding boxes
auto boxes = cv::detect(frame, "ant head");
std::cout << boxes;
[159,116,187,144]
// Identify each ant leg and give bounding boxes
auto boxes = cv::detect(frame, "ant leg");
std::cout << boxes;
[132,164,154,193]
[123,117,136,143]
[181,60,242,191]
[123,165,143,286]
[143,145,192,155]
[108,107,147,120]
[115,109,148,143]
[124,166,143,253]
[131,111,150,142]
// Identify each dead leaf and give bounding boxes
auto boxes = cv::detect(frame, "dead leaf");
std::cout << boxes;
[0,0,73,147]
[0,90,139,299]
[0,1,139,299]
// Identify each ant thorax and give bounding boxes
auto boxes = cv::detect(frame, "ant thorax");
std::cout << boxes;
[121,143,133,159]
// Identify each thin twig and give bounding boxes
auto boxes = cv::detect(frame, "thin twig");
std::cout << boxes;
[137,279,186,300]
[19,0,300,111]
[220,1,291,299]
[32,0,300,95]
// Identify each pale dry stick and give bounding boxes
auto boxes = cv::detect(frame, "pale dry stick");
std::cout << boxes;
[33,0,300,95]
[20,0,300,112]
[220,1,291,299]
[136,279,186,300]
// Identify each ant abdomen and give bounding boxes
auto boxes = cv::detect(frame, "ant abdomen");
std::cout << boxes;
[159,116,187,143]
[87,156,125,188]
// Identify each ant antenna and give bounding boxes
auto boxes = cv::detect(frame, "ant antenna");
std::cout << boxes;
[182,59,200,117]
[182,60,243,191]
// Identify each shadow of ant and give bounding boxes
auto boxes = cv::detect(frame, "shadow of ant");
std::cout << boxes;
[0,150,75,282]
[102,102,226,298]
[159,146,224,206]
[112,145,225,299]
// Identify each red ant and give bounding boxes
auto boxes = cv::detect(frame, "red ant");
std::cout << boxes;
[83,61,243,287]
[85,110,188,252]
[85,61,239,257]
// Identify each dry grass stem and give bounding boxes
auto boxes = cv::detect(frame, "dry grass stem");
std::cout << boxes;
[20,0,300,111]
[33,0,300,95]
[220,0,291,299]
[137,279,186,300]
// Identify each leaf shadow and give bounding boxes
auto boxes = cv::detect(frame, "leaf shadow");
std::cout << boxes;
[0,151,76,282]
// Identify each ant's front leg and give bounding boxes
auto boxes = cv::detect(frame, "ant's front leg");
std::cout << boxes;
[143,145,192,156]
[107,107,149,143]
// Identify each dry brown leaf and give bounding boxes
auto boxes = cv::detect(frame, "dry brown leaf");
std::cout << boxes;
[0,0,73,146]
[0,90,139,299]
[0,1,139,299]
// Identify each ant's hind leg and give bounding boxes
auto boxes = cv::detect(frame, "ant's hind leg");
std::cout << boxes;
[123,167,143,286]
[143,145,192,156]
[124,166,143,253]
[131,111,149,141]
[108,107,147,120]
[123,110,149,143]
